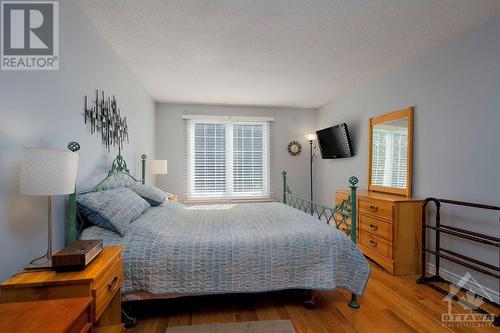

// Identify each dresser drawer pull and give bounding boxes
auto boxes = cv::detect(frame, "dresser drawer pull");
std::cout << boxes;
[369,223,378,230]
[108,275,119,292]
[369,239,378,247]
[369,205,378,212]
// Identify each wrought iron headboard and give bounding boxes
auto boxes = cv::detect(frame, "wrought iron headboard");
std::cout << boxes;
[282,171,358,243]
[67,152,147,243]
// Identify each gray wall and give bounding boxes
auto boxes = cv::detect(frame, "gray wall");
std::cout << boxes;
[316,16,500,300]
[0,1,155,280]
[155,103,316,201]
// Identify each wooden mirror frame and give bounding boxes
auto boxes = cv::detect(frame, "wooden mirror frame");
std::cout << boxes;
[368,107,414,197]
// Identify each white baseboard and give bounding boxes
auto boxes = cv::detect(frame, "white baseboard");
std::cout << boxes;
[427,263,499,304]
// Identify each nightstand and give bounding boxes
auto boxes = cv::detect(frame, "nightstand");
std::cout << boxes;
[0,297,93,333]
[0,246,123,329]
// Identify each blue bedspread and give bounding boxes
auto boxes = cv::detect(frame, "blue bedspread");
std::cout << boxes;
[80,201,370,296]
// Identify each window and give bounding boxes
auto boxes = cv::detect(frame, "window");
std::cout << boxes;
[188,118,270,200]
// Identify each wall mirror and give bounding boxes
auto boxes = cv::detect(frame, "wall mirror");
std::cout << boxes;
[368,107,413,196]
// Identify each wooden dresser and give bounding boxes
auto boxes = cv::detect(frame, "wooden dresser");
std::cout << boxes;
[0,246,123,329]
[336,190,423,275]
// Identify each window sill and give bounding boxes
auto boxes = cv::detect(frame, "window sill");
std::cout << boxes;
[184,197,277,205]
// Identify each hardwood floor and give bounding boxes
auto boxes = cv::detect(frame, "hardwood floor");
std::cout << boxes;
[125,262,498,333]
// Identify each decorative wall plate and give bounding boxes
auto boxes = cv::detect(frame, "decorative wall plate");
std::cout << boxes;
[287,141,302,156]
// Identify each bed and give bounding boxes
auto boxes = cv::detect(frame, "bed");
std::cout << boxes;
[70,154,370,309]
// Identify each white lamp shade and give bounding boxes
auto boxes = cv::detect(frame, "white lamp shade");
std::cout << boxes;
[304,133,316,141]
[150,159,168,174]
[20,148,79,196]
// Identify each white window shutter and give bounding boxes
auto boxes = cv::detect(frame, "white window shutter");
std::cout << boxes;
[187,118,271,200]
[232,123,268,195]
[191,122,227,196]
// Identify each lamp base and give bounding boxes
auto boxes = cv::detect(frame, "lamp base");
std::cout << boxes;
[25,255,52,270]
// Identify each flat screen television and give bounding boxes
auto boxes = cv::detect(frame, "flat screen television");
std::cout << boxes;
[316,123,353,159]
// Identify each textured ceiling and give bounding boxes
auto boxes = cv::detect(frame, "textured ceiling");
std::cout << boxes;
[76,0,500,108]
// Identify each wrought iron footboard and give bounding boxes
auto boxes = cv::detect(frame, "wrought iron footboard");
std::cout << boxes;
[281,171,361,308]
[282,171,358,243]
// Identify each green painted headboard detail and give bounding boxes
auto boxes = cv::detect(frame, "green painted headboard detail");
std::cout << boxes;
[67,149,147,244]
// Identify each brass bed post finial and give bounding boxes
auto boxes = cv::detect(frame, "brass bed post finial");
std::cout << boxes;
[141,154,147,185]
[282,171,287,203]
[348,175,360,309]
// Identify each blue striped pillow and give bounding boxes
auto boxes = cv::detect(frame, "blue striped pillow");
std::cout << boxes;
[77,187,150,236]
[129,184,167,206]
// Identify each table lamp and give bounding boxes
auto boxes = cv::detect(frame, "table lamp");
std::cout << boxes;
[150,159,168,175]
[20,147,79,269]
[150,159,172,200]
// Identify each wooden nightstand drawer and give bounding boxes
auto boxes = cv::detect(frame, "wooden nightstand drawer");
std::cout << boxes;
[93,251,122,288]
[359,231,392,258]
[358,197,393,221]
[93,257,123,320]
[358,214,392,241]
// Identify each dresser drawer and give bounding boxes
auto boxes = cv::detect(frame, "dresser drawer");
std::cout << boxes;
[358,214,392,241]
[359,231,392,258]
[93,257,123,320]
[358,197,393,221]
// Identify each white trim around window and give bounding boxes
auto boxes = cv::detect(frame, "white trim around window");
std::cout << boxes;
[186,117,271,201]
[182,115,275,122]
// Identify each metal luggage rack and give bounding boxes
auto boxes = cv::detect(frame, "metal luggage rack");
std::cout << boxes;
[417,198,500,326]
